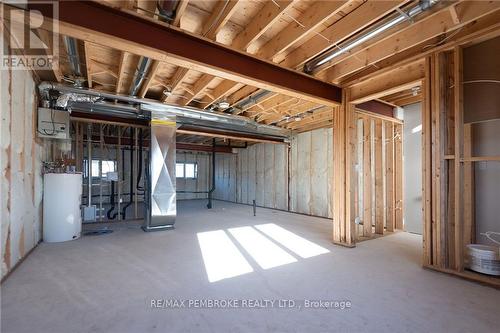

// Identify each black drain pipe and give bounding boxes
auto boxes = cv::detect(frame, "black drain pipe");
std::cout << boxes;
[121,128,134,218]
[207,139,216,209]
[136,128,144,192]
[107,181,118,219]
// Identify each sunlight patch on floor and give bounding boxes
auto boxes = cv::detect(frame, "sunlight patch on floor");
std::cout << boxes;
[198,224,329,282]
[228,226,297,269]
[255,223,330,258]
[197,230,253,282]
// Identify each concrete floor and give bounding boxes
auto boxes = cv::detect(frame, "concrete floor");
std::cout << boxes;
[2,200,500,333]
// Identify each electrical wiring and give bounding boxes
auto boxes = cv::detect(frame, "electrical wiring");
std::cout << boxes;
[37,108,57,136]
[422,26,464,50]
[269,0,379,71]
[481,231,500,246]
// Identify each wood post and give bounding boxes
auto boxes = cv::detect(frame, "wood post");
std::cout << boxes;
[385,122,395,232]
[394,123,404,230]
[363,117,372,237]
[453,46,464,271]
[374,119,384,234]
[332,90,356,246]
[422,56,433,266]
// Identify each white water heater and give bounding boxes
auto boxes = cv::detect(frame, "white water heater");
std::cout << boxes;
[43,173,82,242]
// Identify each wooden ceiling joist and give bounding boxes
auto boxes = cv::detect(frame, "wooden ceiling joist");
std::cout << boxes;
[179,73,215,106]
[321,1,500,82]
[349,59,425,104]
[257,0,348,61]
[170,0,241,104]
[342,9,500,87]
[232,0,294,51]
[194,0,295,109]
[83,41,93,88]
[172,0,189,27]
[281,0,410,69]
[197,80,242,108]
[201,0,240,40]
[26,1,341,105]
[36,29,63,82]
[115,51,127,93]
[161,67,190,102]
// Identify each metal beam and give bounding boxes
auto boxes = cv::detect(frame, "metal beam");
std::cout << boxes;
[26,1,342,106]
[355,100,395,118]
[176,143,234,153]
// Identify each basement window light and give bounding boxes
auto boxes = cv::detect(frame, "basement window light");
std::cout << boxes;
[176,162,198,179]
[83,159,116,179]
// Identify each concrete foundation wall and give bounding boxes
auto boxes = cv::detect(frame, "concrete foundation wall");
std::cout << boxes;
[214,128,333,218]
[1,67,46,279]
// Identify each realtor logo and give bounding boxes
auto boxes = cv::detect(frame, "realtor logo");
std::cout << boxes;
[1,0,59,70]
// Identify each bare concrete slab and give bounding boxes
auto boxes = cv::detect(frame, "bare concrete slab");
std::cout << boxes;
[2,200,499,333]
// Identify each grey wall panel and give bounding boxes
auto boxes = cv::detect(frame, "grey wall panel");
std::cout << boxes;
[248,145,256,203]
[214,153,237,202]
[289,136,298,212]
[255,144,265,206]
[264,144,275,208]
[327,128,334,218]
[213,127,333,219]
[311,129,329,217]
[228,154,237,202]
[274,144,288,211]
[296,131,312,214]
[241,149,248,204]
[236,153,242,202]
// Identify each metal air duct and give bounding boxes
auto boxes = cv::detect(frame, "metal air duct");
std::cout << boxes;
[157,0,179,22]
[129,56,153,96]
[143,111,177,231]
[62,36,82,78]
[38,82,291,141]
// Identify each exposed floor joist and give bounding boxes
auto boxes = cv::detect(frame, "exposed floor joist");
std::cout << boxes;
[24,1,342,106]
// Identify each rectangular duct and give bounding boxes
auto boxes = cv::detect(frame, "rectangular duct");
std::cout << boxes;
[143,111,177,231]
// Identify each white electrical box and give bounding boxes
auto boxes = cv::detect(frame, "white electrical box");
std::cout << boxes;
[37,108,70,139]
[83,205,97,222]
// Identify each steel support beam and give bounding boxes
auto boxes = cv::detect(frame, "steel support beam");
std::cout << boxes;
[26,1,342,106]
[176,143,234,153]
[356,100,395,118]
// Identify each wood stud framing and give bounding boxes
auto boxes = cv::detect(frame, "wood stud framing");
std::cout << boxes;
[419,43,499,287]
[351,111,402,242]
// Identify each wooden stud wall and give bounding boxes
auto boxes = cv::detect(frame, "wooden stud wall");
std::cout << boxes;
[394,123,404,230]
[421,45,499,287]
[351,111,403,242]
